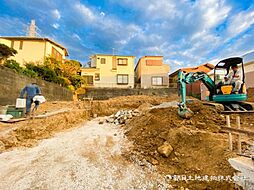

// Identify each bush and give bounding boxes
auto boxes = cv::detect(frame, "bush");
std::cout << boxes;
[22,68,38,78]
[4,59,23,73]
[4,57,85,90]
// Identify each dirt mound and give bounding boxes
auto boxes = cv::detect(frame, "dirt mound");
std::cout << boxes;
[91,95,178,116]
[0,110,89,151]
[123,102,236,189]
[0,95,178,152]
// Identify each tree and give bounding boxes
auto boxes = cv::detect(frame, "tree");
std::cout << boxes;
[0,43,17,63]
[61,60,82,77]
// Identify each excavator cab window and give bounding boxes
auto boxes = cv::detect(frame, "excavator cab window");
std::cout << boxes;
[214,57,245,95]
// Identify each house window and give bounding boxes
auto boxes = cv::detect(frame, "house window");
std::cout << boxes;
[117,58,128,65]
[11,41,14,48]
[95,73,100,81]
[152,77,163,86]
[117,74,128,85]
[84,76,94,85]
[51,47,63,62]
[101,58,106,64]
[19,41,23,50]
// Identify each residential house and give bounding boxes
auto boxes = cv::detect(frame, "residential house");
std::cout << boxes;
[81,54,135,88]
[0,36,69,66]
[135,56,170,88]
[243,52,254,88]
[168,63,214,99]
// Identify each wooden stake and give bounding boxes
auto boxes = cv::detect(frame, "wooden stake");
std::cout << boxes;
[226,115,233,151]
[236,115,241,154]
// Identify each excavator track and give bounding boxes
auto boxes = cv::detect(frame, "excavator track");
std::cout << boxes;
[203,101,254,114]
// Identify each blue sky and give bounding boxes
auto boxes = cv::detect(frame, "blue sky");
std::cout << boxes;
[0,0,254,72]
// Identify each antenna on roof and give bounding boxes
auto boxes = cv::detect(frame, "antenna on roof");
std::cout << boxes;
[27,20,37,37]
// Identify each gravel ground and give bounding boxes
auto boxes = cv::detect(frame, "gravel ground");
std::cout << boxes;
[0,118,168,190]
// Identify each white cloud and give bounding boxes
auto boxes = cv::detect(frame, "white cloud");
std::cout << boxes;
[52,23,60,29]
[74,2,96,22]
[52,9,61,20]
[197,0,231,28]
[227,6,254,38]
[72,33,81,41]
[100,12,105,17]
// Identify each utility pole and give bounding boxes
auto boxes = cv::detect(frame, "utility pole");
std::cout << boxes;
[112,48,115,55]
[27,20,37,37]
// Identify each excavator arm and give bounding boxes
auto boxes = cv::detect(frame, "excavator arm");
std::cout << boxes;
[178,70,215,118]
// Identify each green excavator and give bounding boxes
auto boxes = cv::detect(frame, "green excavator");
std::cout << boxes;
[178,57,254,118]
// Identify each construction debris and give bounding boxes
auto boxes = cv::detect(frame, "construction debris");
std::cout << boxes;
[157,141,173,157]
[105,109,141,125]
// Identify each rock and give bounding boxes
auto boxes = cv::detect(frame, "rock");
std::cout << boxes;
[115,111,122,118]
[93,113,98,118]
[186,120,194,125]
[114,120,119,125]
[172,157,179,162]
[151,158,159,165]
[127,114,132,119]
[98,119,104,125]
[133,109,140,113]
[106,117,114,123]
[119,117,125,124]
[157,142,173,157]
[174,152,180,157]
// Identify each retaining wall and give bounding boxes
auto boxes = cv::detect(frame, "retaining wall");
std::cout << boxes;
[0,65,73,105]
[79,87,177,100]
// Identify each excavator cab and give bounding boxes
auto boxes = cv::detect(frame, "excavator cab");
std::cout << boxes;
[212,57,248,103]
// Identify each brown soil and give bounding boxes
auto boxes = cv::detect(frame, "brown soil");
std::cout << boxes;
[0,95,178,152]
[0,95,252,189]
[91,95,179,116]
[123,101,237,189]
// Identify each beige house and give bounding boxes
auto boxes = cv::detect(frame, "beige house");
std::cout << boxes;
[135,56,170,88]
[0,36,69,66]
[81,54,135,88]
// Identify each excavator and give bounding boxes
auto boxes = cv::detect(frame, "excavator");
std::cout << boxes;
[178,57,254,118]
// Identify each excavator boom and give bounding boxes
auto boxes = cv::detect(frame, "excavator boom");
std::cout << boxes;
[178,70,215,118]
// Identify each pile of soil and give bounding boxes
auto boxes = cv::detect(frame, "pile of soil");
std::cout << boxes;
[123,101,236,189]
[0,95,178,152]
[91,95,178,116]
[0,109,89,152]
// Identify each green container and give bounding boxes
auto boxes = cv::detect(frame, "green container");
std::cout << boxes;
[6,106,25,118]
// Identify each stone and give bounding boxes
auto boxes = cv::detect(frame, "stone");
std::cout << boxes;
[151,158,159,165]
[174,152,180,157]
[157,142,173,157]
[106,117,115,123]
[98,119,104,125]
[119,117,125,124]
[127,114,132,119]
[115,111,122,118]
[114,120,119,125]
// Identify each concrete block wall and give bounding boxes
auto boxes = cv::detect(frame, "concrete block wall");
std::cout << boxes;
[0,66,73,105]
[78,87,177,100]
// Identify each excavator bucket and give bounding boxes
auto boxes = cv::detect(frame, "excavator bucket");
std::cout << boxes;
[178,107,193,119]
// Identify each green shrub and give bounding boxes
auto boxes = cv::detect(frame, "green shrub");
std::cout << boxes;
[22,68,38,78]
[4,59,23,73]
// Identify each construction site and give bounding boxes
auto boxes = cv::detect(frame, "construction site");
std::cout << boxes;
[1,1,254,189]
[0,89,254,189]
